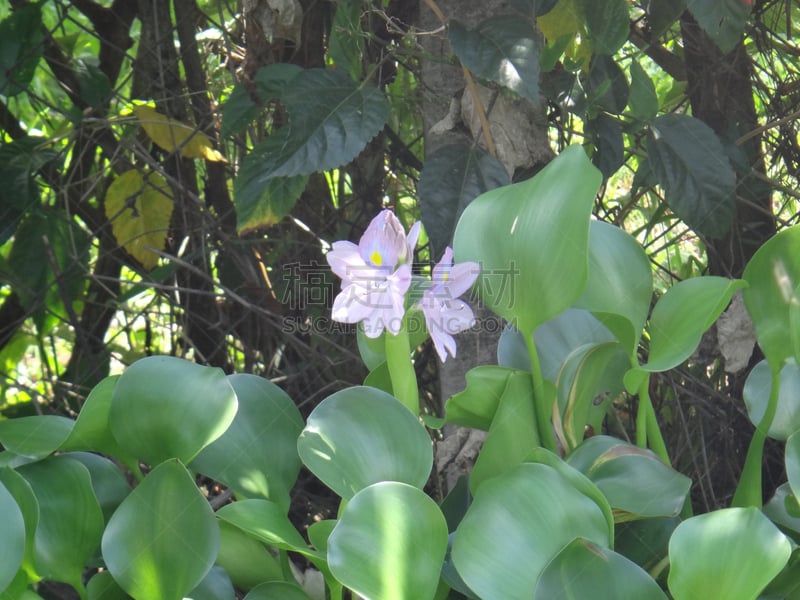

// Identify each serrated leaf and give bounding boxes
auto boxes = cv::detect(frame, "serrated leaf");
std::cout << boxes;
[688,0,751,54]
[629,59,659,121]
[0,3,43,97]
[647,114,736,238]
[234,173,309,234]
[132,104,225,161]
[449,16,540,103]
[587,113,623,177]
[105,170,174,270]
[418,144,510,257]
[578,0,630,55]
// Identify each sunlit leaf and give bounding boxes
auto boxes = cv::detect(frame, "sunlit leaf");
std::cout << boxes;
[216,498,312,555]
[86,570,129,600]
[453,145,601,336]
[537,0,583,43]
[102,459,219,600]
[785,431,800,503]
[132,104,225,161]
[0,415,73,459]
[105,170,174,271]
[215,519,283,591]
[668,507,790,600]
[243,581,313,600]
[743,359,800,440]
[328,482,448,600]
[445,366,526,430]
[297,386,432,499]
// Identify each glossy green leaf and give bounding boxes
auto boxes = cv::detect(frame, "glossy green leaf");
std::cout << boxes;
[578,0,630,55]
[86,571,129,600]
[0,3,43,97]
[110,355,238,465]
[453,145,601,335]
[308,519,336,554]
[17,456,104,591]
[628,59,659,121]
[297,386,432,499]
[688,0,751,54]
[786,431,800,503]
[743,359,800,440]
[568,436,691,521]
[215,519,283,591]
[452,463,611,600]
[0,415,73,459]
[742,225,800,368]
[668,507,791,600]
[449,16,540,103]
[629,276,746,386]
[534,538,667,599]
[187,565,235,600]
[0,480,25,593]
[445,366,527,430]
[469,372,539,492]
[647,114,736,238]
[328,482,448,600]
[216,498,311,555]
[244,581,313,600]
[418,144,510,257]
[575,220,653,356]
[615,517,679,572]
[0,467,38,583]
[102,459,219,600]
[764,483,800,540]
[191,374,303,510]
[66,452,130,524]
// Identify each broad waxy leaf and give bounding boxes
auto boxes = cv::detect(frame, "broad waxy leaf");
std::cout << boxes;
[0,468,38,584]
[244,582,314,600]
[453,145,601,336]
[578,0,630,55]
[647,114,737,238]
[0,3,43,97]
[763,483,800,540]
[298,386,432,499]
[132,104,225,161]
[688,0,751,54]
[452,463,611,600]
[216,498,314,556]
[191,373,304,511]
[86,570,129,600]
[742,225,800,368]
[0,415,73,459]
[786,431,800,504]
[615,517,679,572]
[102,459,219,600]
[109,355,238,466]
[743,359,800,440]
[105,169,174,271]
[17,456,104,591]
[445,365,529,430]
[186,565,235,600]
[534,538,667,600]
[668,507,791,600]
[448,16,540,103]
[66,452,131,524]
[328,482,448,600]
[215,519,283,591]
[418,144,510,257]
[0,480,25,593]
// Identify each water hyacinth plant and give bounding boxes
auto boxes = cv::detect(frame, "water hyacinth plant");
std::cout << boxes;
[3,147,800,599]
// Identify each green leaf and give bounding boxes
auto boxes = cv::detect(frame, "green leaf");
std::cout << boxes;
[587,113,624,178]
[688,0,751,54]
[578,0,630,55]
[191,374,304,511]
[630,276,746,382]
[109,355,238,466]
[448,16,540,103]
[0,415,73,459]
[742,225,800,368]
[66,452,131,524]
[0,480,25,593]
[567,436,691,521]
[645,0,687,36]
[445,366,525,429]
[216,498,312,555]
[647,114,737,238]
[75,59,111,108]
[328,482,448,600]
[86,570,129,600]
[452,463,611,600]
[244,582,313,600]
[787,432,800,506]
[17,456,104,591]
[763,483,800,540]
[509,0,559,17]
[668,507,791,600]
[453,145,601,336]
[0,467,38,584]
[297,386,432,499]
[575,221,653,356]
[102,459,219,600]
[534,538,667,599]
[328,1,365,79]
[615,517,678,572]
[105,169,174,271]
[215,519,283,591]
[628,59,659,122]
[743,359,800,440]
[418,144,510,257]
[187,565,235,600]
[0,3,43,97]
[586,55,629,114]
[234,174,309,234]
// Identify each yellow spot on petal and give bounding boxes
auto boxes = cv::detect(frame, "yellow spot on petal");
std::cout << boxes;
[370,250,383,266]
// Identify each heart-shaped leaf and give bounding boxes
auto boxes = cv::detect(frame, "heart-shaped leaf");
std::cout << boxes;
[102,459,219,600]
[453,145,601,336]
[110,355,238,466]
[668,507,790,600]
[191,374,303,510]
[297,386,432,499]
[328,482,448,600]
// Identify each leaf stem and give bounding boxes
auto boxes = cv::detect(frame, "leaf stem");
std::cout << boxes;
[525,332,558,453]
[637,376,671,465]
[384,319,419,416]
[732,362,781,508]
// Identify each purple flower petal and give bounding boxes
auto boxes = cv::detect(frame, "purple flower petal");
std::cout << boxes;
[358,210,407,269]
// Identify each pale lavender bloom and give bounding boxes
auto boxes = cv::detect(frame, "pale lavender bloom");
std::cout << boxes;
[419,247,480,362]
[326,210,415,337]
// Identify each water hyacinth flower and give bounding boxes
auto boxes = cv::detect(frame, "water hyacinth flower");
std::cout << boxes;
[418,247,480,362]
[326,210,418,337]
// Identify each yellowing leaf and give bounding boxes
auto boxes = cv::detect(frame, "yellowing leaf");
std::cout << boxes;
[537,0,584,43]
[132,104,226,162]
[105,170,173,270]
